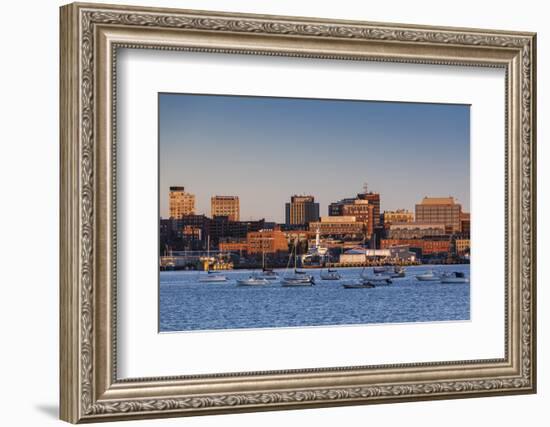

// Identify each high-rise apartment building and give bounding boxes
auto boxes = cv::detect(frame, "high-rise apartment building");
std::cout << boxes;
[285,195,320,226]
[415,197,462,233]
[211,195,240,221]
[168,186,195,218]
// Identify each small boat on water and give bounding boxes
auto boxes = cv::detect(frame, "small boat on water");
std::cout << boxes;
[415,270,440,281]
[199,271,228,283]
[251,251,279,281]
[320,268,341,280]
[342,279,375,289]
[440,271,470,284]
[236,276,270,286]
[390,266,406,278]
[360,271,392,285]
[373,266,389,274]
[252,268,279,281]
[281,238,315,287]
[281,270,315,286]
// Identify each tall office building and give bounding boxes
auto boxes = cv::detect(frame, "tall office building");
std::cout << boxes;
[358,192,381,226]
[285,195,320,226]
[168,186,195,218]
[211,195,240,221]
[415,196,462,233]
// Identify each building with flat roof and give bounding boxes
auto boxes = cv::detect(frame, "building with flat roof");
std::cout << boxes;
[381,238,451,255]
[247,228,289,255]
[285,195,320,226]
[383,209,414,227]
[460,212,471,235]
[169,186,195,218]
[415,196,462,233]
[329,195,378,237]
[211,195,240,221]
[387,222,446,239]
[309,216,365,239]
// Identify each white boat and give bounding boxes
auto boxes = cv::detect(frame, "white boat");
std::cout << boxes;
[415,270,440,281]
[252,251,279,280]
[390,266,406,278]
[373,266,389,274]
[320,269,341,280]
[360,271,392,285]
[281,269,315,286]
[252,269,279,281]
[236,276,270,286]
[281,239,315,286]
[440,271,470,284]
[198,272,228,283]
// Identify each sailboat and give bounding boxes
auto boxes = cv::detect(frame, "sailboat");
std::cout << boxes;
[281,239,315,287]
[198,236,228,283]
[252,249,279,281]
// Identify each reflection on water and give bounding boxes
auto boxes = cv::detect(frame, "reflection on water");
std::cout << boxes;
[159,265,470,332]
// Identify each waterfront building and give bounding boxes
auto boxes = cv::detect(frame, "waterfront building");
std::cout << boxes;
[160,215,209,251]
[339,245,416,263]
[285,195,320,226]
[386,222,446,239]
[381,238,451,255]
[455,238,470,255]
[460,212,471,235]
[218,240,249,254]
[415,196,462,233]
[383,209,414,227]
[168,186,196,218]
[247,228,289,255]
[211,195,240,221]
[208,216,265,244]
[309,216,365,239]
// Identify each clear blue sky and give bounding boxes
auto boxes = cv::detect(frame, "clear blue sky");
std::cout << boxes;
[159,93,470,222]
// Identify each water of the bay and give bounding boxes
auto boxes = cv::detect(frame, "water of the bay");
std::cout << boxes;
[159,264,470,332]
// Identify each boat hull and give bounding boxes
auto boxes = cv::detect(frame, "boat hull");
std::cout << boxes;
[441,278,469,284]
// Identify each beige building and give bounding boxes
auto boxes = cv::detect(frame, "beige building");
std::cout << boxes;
[309,216,365,237]
[455,238,470,255]
[211,195,240,221]
[383,209,414,226]
[169,186,195,218]
[387,222,446,239]
[415,197,462,233]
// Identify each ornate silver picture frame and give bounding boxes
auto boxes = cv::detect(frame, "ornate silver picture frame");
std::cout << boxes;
[60,2,536,423]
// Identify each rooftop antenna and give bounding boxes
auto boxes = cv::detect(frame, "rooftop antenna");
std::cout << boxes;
[362,182,369,194]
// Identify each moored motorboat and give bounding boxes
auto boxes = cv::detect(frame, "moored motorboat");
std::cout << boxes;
[342,279,375,289]
[440,271,470,284]
[236,276,270,286]
[198,271,228,283]
[360,271,392,285]
[320,269,341,280]
[390,266,406,278]
[415,270,440,281]
[252,269,279,281]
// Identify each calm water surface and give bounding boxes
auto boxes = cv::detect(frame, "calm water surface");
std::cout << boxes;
[159,265,470,332]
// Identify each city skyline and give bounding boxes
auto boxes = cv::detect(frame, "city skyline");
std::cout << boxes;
[159,93,470,222]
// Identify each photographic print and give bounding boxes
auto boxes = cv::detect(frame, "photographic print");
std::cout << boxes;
[159,93,471,332]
